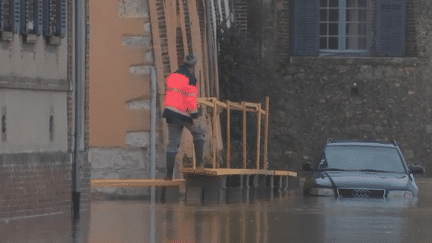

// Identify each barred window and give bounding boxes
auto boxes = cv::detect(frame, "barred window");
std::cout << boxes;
[20,0,43,34]
[0,0,65,37]
[43,0,66,37]
[0,0,17,32]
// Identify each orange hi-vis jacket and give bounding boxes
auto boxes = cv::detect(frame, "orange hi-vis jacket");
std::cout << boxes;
[163,67,199,123]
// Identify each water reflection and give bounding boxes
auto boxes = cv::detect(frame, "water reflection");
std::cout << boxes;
[6,179,431,242]
[87,180,432,243]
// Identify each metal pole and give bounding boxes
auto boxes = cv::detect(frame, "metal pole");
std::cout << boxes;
[150,64,157,243]
[256,104,261,170]
[72,0,85,221]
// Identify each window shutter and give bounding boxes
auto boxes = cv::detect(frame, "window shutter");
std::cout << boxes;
[49,0,56,35]
[0,1,3,30]
[375,0,406,57]
[58,0,65,37]
[13,0,20,33]
[1,0,12,32]
[19,0,26,34]
[0,0,4,31]
[291,0,319,56]
[42,0,49,35]
[36,0,42,35]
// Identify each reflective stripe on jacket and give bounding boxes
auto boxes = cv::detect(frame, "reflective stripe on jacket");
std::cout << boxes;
[163,71,199,119]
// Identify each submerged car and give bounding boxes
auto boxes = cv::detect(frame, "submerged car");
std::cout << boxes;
[302,139,424,198]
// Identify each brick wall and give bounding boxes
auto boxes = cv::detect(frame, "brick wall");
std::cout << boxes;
[0,153,71,221]
[0,0,91,227]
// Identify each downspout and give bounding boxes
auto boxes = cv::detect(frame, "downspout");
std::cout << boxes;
[149,66,157,243]
[150,67,157,181]
[72,0,85,221]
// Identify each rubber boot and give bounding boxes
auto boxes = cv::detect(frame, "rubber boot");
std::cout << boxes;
[194,139,205,168]
[166,152,176,180]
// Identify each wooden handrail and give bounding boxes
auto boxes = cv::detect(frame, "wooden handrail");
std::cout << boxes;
[196,97,270,171]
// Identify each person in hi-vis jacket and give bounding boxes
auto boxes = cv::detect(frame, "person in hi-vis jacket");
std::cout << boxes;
[162,54,205,180]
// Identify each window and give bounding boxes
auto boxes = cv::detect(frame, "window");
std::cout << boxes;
[20,0,43,35]
[43,0,66,37]
[0,0,18,33]
[319,0,368,54]
[0,0,65,38]
[291,0,407,57]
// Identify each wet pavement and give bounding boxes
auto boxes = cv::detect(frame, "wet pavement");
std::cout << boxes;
[3,178,432,243]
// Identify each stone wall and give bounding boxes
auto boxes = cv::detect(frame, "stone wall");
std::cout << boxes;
[239,0,432,177]
[268,57,432,176]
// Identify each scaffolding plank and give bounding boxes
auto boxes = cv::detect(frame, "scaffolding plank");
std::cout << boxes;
[181,168,293,176]
[91,179,186,188]
[274,170,297,177]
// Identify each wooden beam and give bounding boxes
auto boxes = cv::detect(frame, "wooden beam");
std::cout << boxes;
[164,0,179,72]
[91,179,186,188]
[264,96,270,170]
[274,170,297,177]
[187,0,206,97]
[242,102,247,169]
[148,0,165,94]
[178,0,189,56]
[197,97,214,107]
[256,104,261,170]
[181,168,277,176]
[212,99,217,168]
[226,100,231,168]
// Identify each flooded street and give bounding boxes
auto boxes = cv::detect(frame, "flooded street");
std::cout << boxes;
[85,178,432,243]
[3,178,432,243]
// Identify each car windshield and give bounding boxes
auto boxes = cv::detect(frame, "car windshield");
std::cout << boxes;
[317,145,406,173]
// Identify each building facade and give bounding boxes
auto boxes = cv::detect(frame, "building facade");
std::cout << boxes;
[0,0,91,232]
[89,0,221,198]
[233,0,432,175]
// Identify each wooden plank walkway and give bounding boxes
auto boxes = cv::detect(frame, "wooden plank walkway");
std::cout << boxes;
[181,168,297,177]
[91,169,296,188]
[91,179,186,188]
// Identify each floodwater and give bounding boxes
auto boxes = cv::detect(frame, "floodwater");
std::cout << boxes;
[3,178,432,243]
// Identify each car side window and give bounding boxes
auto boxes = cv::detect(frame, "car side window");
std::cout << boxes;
[318,154,328,169]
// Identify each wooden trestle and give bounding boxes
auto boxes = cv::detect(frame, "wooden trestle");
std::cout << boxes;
[90,97,298,203]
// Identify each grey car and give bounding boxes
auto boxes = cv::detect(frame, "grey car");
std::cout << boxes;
[302,139,424,198]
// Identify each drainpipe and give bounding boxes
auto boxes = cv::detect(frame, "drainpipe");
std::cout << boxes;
[72,0,85,221]
[150,67,157,181]
[150,66,157,243]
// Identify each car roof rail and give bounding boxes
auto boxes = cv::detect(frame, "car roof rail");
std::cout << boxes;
[325,138,398,146]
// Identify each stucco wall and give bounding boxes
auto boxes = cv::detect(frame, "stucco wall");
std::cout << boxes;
[0,36,67,81]
[0,89,68,153]
[89,0,156,147]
